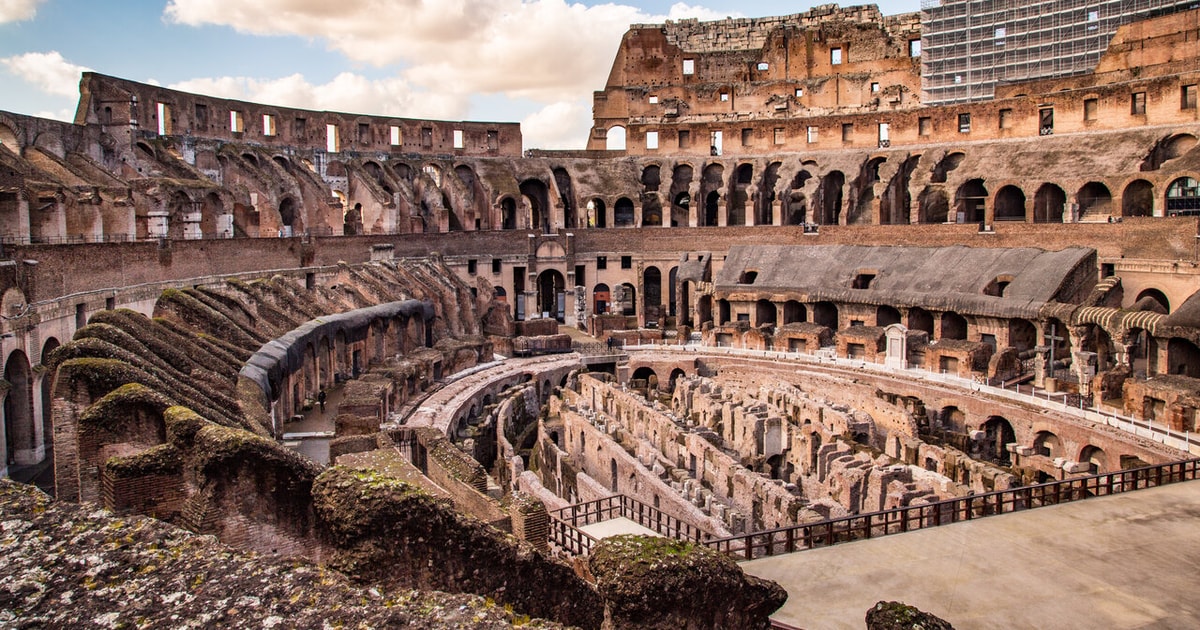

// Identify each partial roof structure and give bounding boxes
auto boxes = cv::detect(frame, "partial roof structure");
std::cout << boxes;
[715,244,1096,318]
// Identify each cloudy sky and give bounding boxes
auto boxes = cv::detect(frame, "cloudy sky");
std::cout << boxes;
[0,0,920,149]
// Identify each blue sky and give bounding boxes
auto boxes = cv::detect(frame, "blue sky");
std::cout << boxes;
[0,0,921,149]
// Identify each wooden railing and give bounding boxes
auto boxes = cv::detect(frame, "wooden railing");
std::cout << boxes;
[548,494,710,557]
[704,459,1200,560]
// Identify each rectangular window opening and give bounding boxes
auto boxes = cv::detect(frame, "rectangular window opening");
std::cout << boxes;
[467,259,477,275]
[831,47,843,65]
[646,131,659,150]
[678,129,690,149]
[756,62,769,71]
[774,127,785,145]
[596,256,607,270]
[807,126,818,143]
[909,39,921,57]
[492,258,502,274]
[958,113,971,133]
[453,129,464,149]
[156,102,171,136]
[1084,98,1098,121]
[1183,84,1197,110]
[357,122,370,144]
[710,130,723,155]
[294,117,307,138]
[648,95,658,104]
[326,123,340,152]
[720,92,729,102]
[263,114,276,137]
[1131,92,1146,115]
[621,255,632,269]
[230,110,244,134]
[795,88,804,98]
[1039,108,1054,135]
[918,117,931,136]
[841,123,853,142]
[682,59,695,75]
[487,130,499,150]
[999,108,1012,129]
[421,127,433,147]
[871,82,880,93]
[390,125,402,146]
[741,128,753,146]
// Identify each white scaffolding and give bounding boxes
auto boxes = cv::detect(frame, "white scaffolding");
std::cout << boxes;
[920,0,1199,105]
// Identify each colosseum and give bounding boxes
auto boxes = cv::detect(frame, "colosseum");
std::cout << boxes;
[2,2,1200,628]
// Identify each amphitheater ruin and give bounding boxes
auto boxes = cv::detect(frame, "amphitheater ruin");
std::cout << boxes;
[2,2,1200,628]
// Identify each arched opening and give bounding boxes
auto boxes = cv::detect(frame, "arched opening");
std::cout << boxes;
[667,266,678,319]
[880,155,918,225]
[500,197,517,230]
[520,179,551,233]
[981,416,1015,465]
[812,301,838,330]
[344,202,363,235]
[1076,182,1113,221]
[697,294,712,327]
[614,197,635,227]
[668,368,686,393]
[643,267,662,326]
[783,300,806,324]
[703,191,720,227]
[588,198,607,228]
[876,305,902,327]
[728,164,753,226]
[1079,445,1107,474]
[553,167,577,229]
[955,179,987,223]
[717,299,731,325]
[757,162,781,225]
[1167,338,1200,377]
[278,197,298,236]
[930,152,964,183]
[1144,133,1198,170]
[1135,288,1170,314]
[817,171,845,224]
[908,307,934,336]
[619,283,637,316]
[3,350,34,470]
[536,269,566,322]
[1122,180,1155,217]
[610,458,619,492]
[1127,327,1158,377]
[940,312,968,340]
[605,126,626,151]
[0,123,18,151]
[1009,319,1037,351]
[631,366,658,391]
[918,187,949,224]
[1033,431,1062,458]
[756,299,777,327]
[1033,183,1066,223]
[593,283,611,315]
[786,170,813,226]
[669,164,693,227]
[1166,177,1200,216]
[993,185,1026,221]
[938,406,966,432]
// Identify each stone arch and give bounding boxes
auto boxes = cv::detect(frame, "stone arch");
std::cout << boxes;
[993,185,1026,222]
[696,294,713,327]
[614,197,635,227]
[632,366,658,389]
[619,282,637,317]
[1166,338,1200,377]
[278,197,299,236]
[850,156,887,225]
[703,191,720,227]
[756,299,777,326]
[817,171,845,225]
[588,198,607,228]
[606,126,626,151]
[1033,430,1062,458]
[726,163,753,226]
[552,167,577,229]
[643,266,662,325]
[717,299,730,325]
[876,305,902,327]
[1033,183,1066,223]
[1143,133,1198,170]
[940,311,968,340]
[918,187,949,224]
[980,416,1015,465]
[880,155,918,225]
[668,368,686,393]
[499,196,518,230]
[669,163,693,227]
[1135,288,1170,313]
[955,179,987,223]
[203,192,225,237]
[593,283,611,315]
[1166,176,1200,216]
[537,269,565,321]
[756,162,781,226]
[812,301,838,329]
[1079,445,1108,474]
[908,307,934,336]
[519,179,550,233]
[938,406,966,432]
[0,122,18,152]
[930,152,964,183]
[785,169,813,226]
[783,300,806,324]
[667,266,678,319]
[1122,179,1155,217]
[1076,182,1113,221]
[3,350,34,469]
[1009,318,1037,351]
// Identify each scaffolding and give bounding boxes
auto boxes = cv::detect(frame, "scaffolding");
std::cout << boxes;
[920,0,1200,105]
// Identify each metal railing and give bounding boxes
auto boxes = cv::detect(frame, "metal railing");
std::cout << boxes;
[704,459,1200,561]
[548,494,709,557]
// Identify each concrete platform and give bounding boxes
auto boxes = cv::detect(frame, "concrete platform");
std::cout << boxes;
[743,480,1200,629]
[579,516,661,540]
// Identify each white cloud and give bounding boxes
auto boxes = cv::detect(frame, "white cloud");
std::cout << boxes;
[0,0,45,23]
[163,1,739,103]
[1,51,91,97]
[521,98,592,149]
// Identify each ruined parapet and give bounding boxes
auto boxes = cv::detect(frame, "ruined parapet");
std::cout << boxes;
[505,490,550,552]
[313,466,605,629]
[588,535,786,630]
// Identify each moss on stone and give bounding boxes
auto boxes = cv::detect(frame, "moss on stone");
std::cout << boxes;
[105,444,182,479]
[78,383,174,432]
[865,601,955,630]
